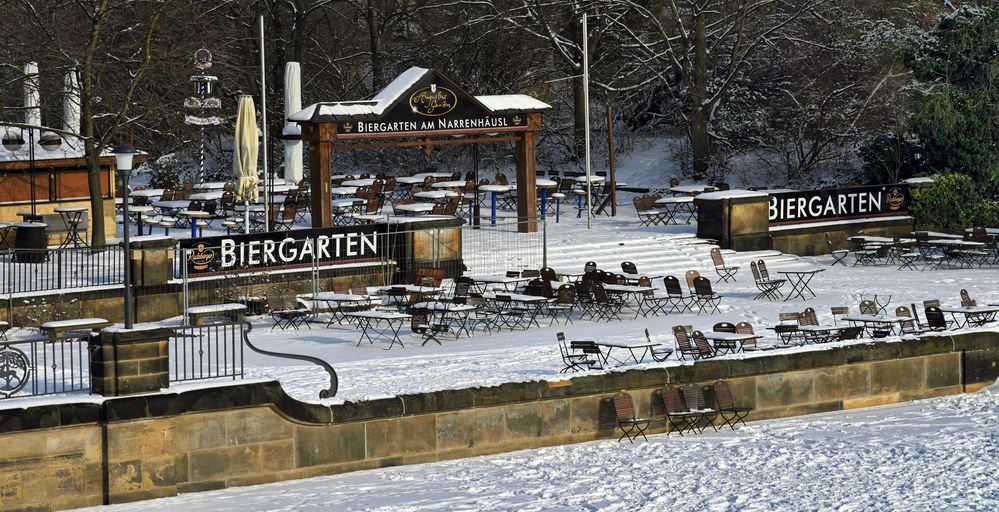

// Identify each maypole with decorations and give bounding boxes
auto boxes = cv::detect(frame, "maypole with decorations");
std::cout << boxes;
[185,49,224,179]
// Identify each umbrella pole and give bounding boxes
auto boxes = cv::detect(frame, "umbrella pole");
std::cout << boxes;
[244,200,250,234]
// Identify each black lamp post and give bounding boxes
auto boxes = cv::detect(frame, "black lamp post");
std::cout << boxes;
[112,144,139,329]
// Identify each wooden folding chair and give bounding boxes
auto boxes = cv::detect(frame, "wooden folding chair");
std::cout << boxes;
[682,385,717,433]
[712,380,751,430]
[710,247,739,283]
[660,385,702,436]
[613,392,651,443]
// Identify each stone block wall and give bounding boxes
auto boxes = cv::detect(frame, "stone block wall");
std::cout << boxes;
[91,327,172,396]
[1,331,997,510]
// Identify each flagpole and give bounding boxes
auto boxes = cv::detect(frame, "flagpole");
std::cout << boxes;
[259,15,270,230]
[582,13,592,229]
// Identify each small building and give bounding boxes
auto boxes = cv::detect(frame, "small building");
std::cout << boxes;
[0,126,118,243]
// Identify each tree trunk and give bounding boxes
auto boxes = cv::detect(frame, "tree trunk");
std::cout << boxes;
[82,0,109,249]
[366,1,384,92]
[689,8,710,180]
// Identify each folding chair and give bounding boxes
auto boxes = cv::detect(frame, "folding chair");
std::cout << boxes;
[692,277,722,315]
[673,325,704,360]
[682,385,717,433]
[556,332,594,373]
[711,322,738,354]
[591,284,624,321]
[712,380,751,430]
[613,392,651,443]
[825,233,849,266]
[690,330,716,359]
[645,328,674,362]
[830,306,849,326]
[266,287,311,330]
[663,276,692,313]
[569,340,604,369]
[660,385,702,436]
[734,322,759,351]
[924,306,949,331]
[750,261,785,300]
[546,284,576,325]
[410,310,448,346]
[710,247,739,283]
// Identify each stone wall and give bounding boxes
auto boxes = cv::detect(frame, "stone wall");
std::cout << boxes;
[2,331,997,510]
[770,216,916,256]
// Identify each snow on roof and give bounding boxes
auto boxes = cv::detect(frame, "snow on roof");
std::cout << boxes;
[903,177,934,184]
[0,126,97,163]
[290,67,548,123]
[696,189,769,200]
[477,94,551,113]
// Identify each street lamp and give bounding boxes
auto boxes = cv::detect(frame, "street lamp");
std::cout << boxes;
[112,144,139,329]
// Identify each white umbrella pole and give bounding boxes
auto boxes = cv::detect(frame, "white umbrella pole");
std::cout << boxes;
[244,200,250,234]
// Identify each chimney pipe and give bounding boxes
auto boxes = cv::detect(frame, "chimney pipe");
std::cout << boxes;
[23,62,41,127]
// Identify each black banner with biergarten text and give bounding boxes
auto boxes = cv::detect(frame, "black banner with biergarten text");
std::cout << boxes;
[178,224,384,275]
[768,184,911,225]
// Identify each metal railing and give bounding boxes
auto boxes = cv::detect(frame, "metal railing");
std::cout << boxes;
[1,245,125,294]
[168,321,338,398]
[0,334,93,399]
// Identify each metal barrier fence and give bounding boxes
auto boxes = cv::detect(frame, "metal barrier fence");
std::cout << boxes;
[0,334,93,399]
[460,218,546,275]
[1,246,125,294]
[168,321,338,398]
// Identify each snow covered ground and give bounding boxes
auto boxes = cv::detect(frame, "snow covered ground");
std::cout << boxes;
[88,382,999,511]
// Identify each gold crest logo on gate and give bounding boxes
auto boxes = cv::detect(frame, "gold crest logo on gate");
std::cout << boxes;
[189,243,215,271]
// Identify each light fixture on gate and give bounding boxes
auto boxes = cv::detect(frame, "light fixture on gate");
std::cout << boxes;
[112,144,140,329]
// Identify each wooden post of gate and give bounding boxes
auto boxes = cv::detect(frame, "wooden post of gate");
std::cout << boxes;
[305,123,334,228]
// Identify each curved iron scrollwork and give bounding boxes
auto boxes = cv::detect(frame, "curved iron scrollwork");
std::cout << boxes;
[240,322,338,399]
[0,344,31,399]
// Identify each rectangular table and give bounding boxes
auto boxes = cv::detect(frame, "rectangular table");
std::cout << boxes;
[373,285,443,310]
[940,306,999,328]
[841,314,905,336]
[601,284,655,318]
[410,301,479,338]
[701,331,762,354]
[482,293,549,330]
[344,311,411,349]
[593,341,661,365]
[310,292,376,327]
[466,275,532,292]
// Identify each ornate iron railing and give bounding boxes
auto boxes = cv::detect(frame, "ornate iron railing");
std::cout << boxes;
[168,321,338,398]
[0,334,93,399]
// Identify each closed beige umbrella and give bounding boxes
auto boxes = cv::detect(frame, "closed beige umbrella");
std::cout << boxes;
[233,95,259,233]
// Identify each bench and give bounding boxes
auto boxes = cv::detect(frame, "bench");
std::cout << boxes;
[40,317,111,338]
[187,303,247,325]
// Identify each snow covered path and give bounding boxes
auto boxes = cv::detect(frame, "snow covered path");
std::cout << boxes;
[89,384,999,511]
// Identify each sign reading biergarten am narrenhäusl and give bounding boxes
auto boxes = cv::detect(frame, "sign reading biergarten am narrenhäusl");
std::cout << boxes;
[337,82,526,136]
[768,184,911,225]
[178,224,383,275]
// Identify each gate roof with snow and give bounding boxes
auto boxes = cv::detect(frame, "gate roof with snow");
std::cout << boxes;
[291,67,549,233]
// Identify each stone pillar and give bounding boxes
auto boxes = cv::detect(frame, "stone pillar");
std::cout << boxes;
[91,327,173,396]
[131,236,180,322]
[695,191,772,251]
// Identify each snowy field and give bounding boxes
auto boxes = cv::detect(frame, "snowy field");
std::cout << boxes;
[88,382,999,511]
